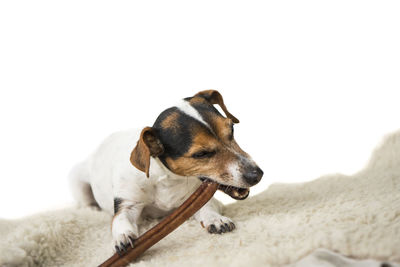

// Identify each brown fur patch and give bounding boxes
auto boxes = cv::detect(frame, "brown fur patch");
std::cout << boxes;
[188,96,208,105]
[165,126,238,181]
[130,127,164,177]
[210,116,233,141]
[194,90,239,123]
[187,130,219,154]
[160,111,179,130]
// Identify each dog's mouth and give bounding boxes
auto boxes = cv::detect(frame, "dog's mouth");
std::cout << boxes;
[199,177,250,200]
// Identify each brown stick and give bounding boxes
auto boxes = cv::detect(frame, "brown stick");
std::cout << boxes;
[98,181,218,267]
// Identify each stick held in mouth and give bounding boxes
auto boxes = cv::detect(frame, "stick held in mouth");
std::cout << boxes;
[98,181,218,267]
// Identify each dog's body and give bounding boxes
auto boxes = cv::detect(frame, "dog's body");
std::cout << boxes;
[70,128,217,218]
[69,91,263,253]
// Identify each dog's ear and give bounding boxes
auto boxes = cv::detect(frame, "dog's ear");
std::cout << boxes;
[195,90,239,123]
[130,127,164,178]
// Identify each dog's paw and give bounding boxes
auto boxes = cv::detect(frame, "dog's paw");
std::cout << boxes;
[200,214,236,234]
[114,232,136,255]
[112,217,139,255]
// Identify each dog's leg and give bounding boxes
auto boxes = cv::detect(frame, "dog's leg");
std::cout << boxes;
[194,197,235,234]
[68,162,98,207]
[112,198,145,254]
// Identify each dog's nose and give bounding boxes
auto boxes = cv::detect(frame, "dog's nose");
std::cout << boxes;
[243,166,263,186]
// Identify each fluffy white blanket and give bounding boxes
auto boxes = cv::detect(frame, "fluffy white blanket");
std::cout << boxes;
[1,130,400,267]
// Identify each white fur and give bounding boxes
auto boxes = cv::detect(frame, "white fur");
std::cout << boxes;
[227,162,242,185]
[176,100,210,128]
[68,129,230,250]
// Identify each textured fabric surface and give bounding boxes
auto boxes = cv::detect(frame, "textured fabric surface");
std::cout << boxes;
[1,130,399,267]
[289,248,399,267]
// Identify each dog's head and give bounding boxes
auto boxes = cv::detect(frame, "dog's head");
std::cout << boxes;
[130,90,263,200]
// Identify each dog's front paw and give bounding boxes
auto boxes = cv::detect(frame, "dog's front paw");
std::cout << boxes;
[113,231,136,255]
[200,214,236,234]
[112,217,139,255]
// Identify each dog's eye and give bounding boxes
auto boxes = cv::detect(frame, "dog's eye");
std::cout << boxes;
[192,150,216,159]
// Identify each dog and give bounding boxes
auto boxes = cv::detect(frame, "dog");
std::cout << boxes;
[69,90,263,253]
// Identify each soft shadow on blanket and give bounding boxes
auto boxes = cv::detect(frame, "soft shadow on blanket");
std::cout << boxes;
[1,130,400,267]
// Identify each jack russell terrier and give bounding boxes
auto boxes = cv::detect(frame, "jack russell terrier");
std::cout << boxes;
[69,90,263,254]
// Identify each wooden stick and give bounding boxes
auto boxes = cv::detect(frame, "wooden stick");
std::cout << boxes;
[98,181,218,267]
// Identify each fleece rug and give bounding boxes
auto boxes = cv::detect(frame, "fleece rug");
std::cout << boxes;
[1,130,400,267]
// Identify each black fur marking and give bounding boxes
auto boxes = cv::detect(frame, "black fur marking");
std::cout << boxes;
[153,107,191,159]
[153,107,213,160]
[229,123,234,140]
[114,197,123,214]
[152,102,218,169]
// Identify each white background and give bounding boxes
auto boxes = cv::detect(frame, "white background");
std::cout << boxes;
[1,1,399,219]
